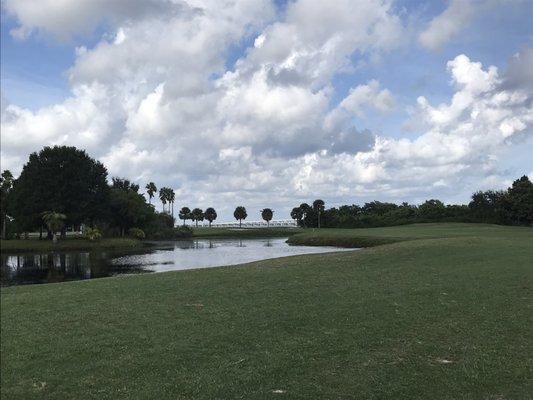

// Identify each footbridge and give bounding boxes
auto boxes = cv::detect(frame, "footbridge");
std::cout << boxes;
[200,219,297,228]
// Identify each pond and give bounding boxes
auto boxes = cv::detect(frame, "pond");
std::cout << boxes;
[1,238,354,286]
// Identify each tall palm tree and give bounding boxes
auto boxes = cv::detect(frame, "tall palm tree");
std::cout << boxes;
[168,188,175,218]
[145,182,157,204]
[233,206,247,228]
[42,211,66,243]
[261,208,274,227]
[179,207,191,226]
[204,207,217,227]
[191,208,204,227]
[313,199,325,228]
[159,187,168,213]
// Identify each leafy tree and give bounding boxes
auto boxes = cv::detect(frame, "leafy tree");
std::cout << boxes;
[506,175,533,225]
[110,188,153,236]
[42,211,66,243]
[261,208,274,226]
[468,190,506,223]
[10,146,109,232]
[0,170,14,239]
[233,206,247,227]
[191,208,204,227]
[145,182,157,204]
[313,199,325,228]
[418,199,447,221]
[179,207,191,226]
[204,207,217,227]
[290,207,303,225]
[112,178,139,193]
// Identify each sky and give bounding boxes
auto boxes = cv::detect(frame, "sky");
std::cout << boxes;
[1,0,532,222]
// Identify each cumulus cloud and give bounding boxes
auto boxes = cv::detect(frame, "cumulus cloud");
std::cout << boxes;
[1,0,532,219]
[419,0,481,51]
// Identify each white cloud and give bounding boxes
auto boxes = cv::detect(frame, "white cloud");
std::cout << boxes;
[1,1,532,220]
[419,0,480,51]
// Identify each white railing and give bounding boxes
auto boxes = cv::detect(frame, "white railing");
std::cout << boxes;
[194,219,297,228]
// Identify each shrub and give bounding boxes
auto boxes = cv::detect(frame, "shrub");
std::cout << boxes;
[174,225,193,238]
[128,228,146,240]
[84,227,102,241]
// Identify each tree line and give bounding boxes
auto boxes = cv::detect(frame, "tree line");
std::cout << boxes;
[0,146,277,240]
[289,177,532,229]
[1,146,531,241]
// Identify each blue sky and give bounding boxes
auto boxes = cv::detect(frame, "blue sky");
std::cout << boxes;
[1,0,532,220]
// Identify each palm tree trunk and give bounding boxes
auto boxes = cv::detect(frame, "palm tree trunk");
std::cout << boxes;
[239,219,242,228]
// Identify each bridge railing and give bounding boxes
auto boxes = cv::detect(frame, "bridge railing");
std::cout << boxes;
[195,220,297,228]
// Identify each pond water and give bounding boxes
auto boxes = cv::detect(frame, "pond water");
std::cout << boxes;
[1,238,353,286]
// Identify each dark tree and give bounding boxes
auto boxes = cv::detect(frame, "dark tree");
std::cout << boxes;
[191,208,204,227]
[179,207,191,226]
[109,188,153,236]
[0,170,14,239]
[145,182,157,204]
[233,206,247,227]
[112,178,139,193]
[506,175,533,225]
[10,146,110,232]
[204,207,217,227]
[261,208,274,226]
[418,199,447,221]
[313,199,325,228]
[290,207,303,225]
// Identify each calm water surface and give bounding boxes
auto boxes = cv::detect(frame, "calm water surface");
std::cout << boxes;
[1,238,353,286]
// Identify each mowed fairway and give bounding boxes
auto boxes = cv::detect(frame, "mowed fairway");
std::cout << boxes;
[1,224,532,399]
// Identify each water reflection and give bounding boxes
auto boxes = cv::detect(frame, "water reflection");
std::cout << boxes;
[2,238,353,286]
[1,251,148,286]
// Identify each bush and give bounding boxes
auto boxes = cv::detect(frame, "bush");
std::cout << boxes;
[83,227,102,241]
[128,228,146,240]
[174,225,193,238]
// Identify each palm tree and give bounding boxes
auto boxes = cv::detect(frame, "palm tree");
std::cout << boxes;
[179,207,191,226]
[290,206,303,226]
[233,206,247,228]
[299,203,311,227]
[42,211,66,243]
[261,208,274,227]
[313,199,325,228]
[204,207,217,227]
[159,187,168,213]
[168,188,175,218]
[145,182,157,204]
[191,208,204,227]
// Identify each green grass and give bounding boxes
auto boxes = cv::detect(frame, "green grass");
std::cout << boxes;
[287,222,533,247]
[1,223,532,399]
[193,226,303,238]
[0,238,143,253]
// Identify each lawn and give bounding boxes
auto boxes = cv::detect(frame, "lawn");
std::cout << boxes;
[1,223,532,399]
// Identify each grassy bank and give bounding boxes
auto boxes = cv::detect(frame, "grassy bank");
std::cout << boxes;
[193,226,303,238]
[0,238,143,253]
[287,222,531,247]
[1,223,532,398]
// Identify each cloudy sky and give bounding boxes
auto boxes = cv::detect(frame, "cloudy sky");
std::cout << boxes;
[1,0,532,221]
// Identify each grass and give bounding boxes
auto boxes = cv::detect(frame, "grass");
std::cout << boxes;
[193,226,303,238]
[0,238,143,253]
[1,223,532,399]
[287,222,533,247]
